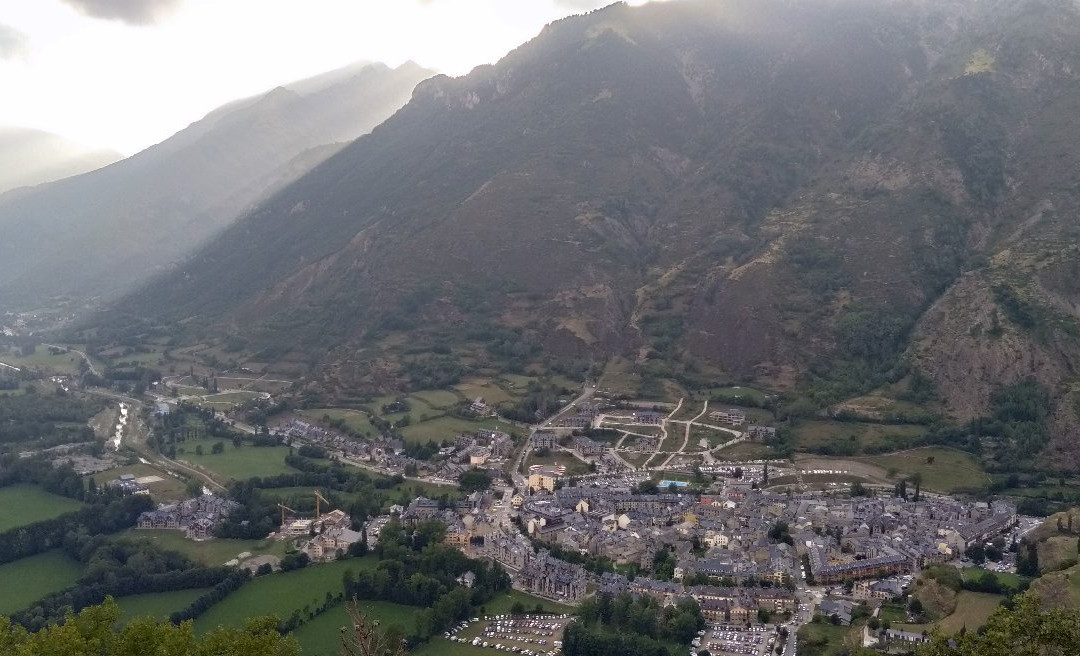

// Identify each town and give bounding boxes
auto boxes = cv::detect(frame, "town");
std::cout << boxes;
[128,388,1029,656]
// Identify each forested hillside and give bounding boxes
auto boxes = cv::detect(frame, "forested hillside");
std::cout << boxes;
[100,0,1080,467]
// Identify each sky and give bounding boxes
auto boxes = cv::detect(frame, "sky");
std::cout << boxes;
[0,0,648,155]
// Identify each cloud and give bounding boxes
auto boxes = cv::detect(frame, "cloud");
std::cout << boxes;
[553,0,617,9]
[0,23,29,60]
[59,0,183,26]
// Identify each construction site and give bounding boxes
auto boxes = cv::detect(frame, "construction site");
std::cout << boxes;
[275,490,364,561]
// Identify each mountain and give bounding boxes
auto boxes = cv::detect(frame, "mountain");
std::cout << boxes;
[106,0,1080,467]
[0,127,121,194]
[0,60,434,306]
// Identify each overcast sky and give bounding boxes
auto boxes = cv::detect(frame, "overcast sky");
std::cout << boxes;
[0,0,648,155]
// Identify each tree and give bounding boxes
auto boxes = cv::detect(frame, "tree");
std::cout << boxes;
[340,597,408,656]
[757,608,770,624]
[966,544,986,565]
[909,598,924,616]
[0,597,299,655]
[185,478,203,498]
[211,441,225,454]
[918,593,1080,656]
[458,469,491,493]
[195,444,204,456]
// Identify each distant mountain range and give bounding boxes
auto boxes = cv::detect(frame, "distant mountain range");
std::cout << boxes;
[0,60,434,305]
[0,127,121,194]
[97,0,1080,467]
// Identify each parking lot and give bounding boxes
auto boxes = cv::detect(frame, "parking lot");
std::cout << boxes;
[445,613,572,656]
[693,624,777,656]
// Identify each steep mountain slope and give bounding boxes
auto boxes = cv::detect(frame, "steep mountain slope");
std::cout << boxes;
[108,0,1080,465]
[0,61,433,306]
[0,127,121,194]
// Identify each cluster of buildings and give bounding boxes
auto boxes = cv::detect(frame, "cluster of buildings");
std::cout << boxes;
[137,494,238,539]
[109,473,150,495]
[801,498,1017,584]
[708,409,746,426]
[297,509,364,561]
[550,402,599,429]
[409,467,1018,608]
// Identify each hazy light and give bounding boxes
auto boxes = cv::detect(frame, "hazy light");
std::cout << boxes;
[0,0,657,155]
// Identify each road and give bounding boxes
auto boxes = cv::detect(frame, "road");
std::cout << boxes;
[43,343,99,377]
[0,361,19,372]
[514,383,597,480]
[643,397,682,468]
[660,400,708,469]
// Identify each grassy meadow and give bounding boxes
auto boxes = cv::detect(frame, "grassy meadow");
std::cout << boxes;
[194,557,377,634]
[0,550,83,615]
[0,484,85,532]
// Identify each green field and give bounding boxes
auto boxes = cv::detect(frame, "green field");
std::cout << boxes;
[708,386,768,404]
[399,415,513,445]
[454,379,516,406]
[122,529,291,566]
[411,390,464,410]
[899,591,1004,635]
[0,347,85,375]
[194,557,378,634]
[797,621,862,656]
[0,484,85,532]
[174,439,296,481]
[714,442,777,461]
[114,588,211,623]
[792,420,926,454]
[300,408,378,435]
[859,447,989,494]
[293,599,418,656]
[0,550,83,614]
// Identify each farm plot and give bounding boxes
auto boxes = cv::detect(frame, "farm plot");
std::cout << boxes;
[0,550,83,615]
[0,484,84,532]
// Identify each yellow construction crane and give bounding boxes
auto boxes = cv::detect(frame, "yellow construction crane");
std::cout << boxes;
[314,490,330,519]
[277,503,296,527]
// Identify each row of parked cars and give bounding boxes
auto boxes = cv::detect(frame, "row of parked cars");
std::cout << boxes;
[444,614,571,656]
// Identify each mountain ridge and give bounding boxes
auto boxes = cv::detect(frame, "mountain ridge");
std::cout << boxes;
[0,60,435,307]
[99,0,1080,467]
[0,127,122,195]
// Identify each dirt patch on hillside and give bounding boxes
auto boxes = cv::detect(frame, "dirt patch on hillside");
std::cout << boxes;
[792,456,891,483]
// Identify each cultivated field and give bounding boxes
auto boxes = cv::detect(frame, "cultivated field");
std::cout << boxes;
[114,588,211,623]
[858,447,989,494]
[193,557,378,634]
[0,550,83,615]
[0,484,85,532]
[899,591,1004,635]
[454,379,514,406]
[791,420,925,453]
[292,599,417,656]
[121,529,290,566]
[299,408,377,434]
[399,415,512,444]
[174,440,296,481]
